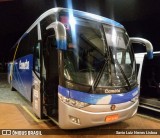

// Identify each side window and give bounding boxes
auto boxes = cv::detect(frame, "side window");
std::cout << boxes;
[15,26,38,59]
[16,34,30,59]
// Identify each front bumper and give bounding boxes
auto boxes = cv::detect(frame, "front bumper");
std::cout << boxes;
[58,99,139,129]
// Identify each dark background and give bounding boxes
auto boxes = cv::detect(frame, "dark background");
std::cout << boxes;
[1,0,160,66]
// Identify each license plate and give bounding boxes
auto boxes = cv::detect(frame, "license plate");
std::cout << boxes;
[105,114,119,122]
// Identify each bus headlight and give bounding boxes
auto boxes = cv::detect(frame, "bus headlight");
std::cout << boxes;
[58,93,89,108]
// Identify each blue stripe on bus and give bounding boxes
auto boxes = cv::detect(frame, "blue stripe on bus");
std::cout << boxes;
[58,86,139,105]
[56,39,67,50]
[147,50,153,59]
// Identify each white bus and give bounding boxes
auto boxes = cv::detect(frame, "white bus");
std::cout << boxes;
[8,7,153,129]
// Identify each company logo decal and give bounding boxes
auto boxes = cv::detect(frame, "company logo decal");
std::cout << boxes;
[105,89,120,93]
[19,60,29,70]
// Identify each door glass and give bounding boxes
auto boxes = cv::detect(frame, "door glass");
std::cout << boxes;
[34,42,40,76]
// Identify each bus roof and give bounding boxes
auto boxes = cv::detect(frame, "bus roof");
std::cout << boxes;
[14,7,124,45]
[70,9,124,28]
[26,7,124,33]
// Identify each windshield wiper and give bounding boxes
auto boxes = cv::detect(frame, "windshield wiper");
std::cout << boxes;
[107,46,131,91]
[114,58,131,90]
[89,57,109,93]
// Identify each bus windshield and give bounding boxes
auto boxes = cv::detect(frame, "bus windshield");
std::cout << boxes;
[98,25,137,88]
[63,16,136,91]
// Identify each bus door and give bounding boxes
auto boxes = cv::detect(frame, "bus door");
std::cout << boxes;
[32,42,42,118]
[43,34,59,119]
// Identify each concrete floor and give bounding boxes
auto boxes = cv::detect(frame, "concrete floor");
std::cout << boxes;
[0,73,160,138]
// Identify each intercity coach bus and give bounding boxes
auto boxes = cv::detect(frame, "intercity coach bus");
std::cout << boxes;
[8,7,153,129]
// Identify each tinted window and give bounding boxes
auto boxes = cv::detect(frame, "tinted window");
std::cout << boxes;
[40,14,56,42]
[16,26,38,59]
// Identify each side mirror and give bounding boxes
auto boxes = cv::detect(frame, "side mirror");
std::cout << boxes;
[129,37,153,59]
[46,22,67,50]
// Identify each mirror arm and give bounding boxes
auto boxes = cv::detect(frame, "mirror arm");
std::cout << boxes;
[129,37,153,59]
[46,22,67,50]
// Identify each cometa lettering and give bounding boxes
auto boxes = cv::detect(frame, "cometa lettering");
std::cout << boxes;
[19,60,29,70]
[105,89,120,93]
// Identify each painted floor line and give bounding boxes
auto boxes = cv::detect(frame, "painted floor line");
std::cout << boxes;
[137,113,160,122]
[21,105,49,123]
[48,116,59,126]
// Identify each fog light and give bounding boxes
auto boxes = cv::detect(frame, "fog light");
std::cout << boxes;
[110,105,116,111]
[69,116,80,124]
